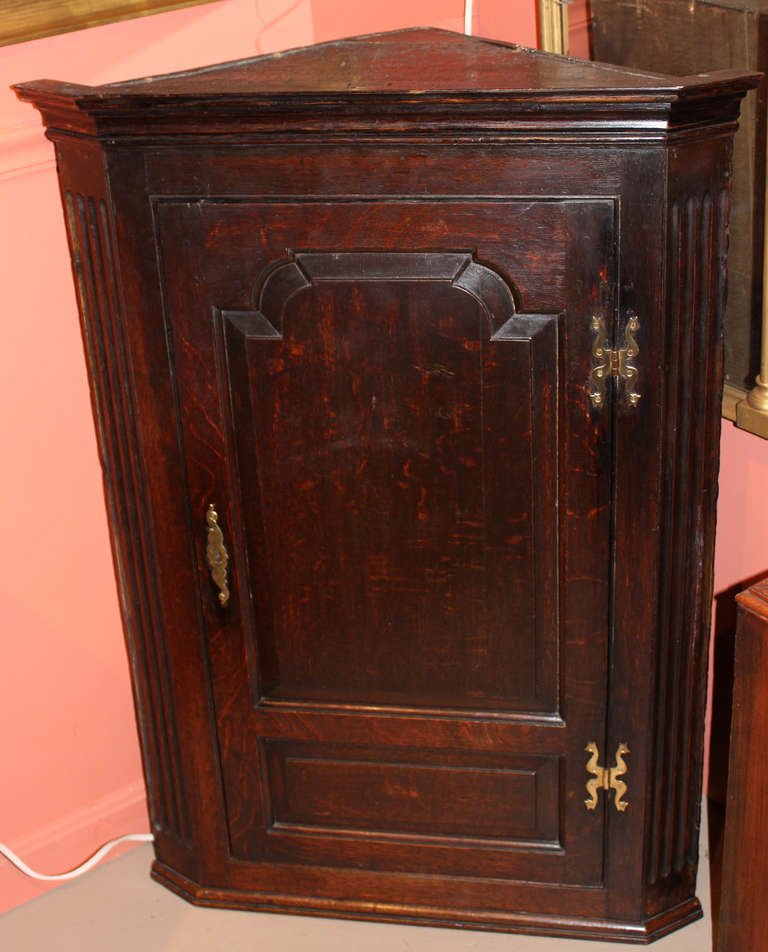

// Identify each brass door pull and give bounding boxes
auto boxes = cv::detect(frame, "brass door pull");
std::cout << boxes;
[205,504,230,606]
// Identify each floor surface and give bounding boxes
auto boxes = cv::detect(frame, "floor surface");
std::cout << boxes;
[0,832,713,952]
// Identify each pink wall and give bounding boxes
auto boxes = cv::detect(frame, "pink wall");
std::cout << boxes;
[568,0,591,59]
[707,424,768,805]
[714,424,768,594]
[0,0,537,914]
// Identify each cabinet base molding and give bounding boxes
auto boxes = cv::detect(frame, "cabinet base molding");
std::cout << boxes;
[151,861,702,944]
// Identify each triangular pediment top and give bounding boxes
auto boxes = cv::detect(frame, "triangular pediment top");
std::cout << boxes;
[13,27,760,141]
[95,27,679,98]
[13,28,760,102]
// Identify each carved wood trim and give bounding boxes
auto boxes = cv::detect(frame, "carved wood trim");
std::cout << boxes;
[648,187,727,887]
[221,250,529,339]
[64,188,190,847]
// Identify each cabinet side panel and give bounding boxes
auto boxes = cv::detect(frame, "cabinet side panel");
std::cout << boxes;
[53,139,190,851]
[717,581,768,952]
[646,139,730,902]
[590,0,763,390]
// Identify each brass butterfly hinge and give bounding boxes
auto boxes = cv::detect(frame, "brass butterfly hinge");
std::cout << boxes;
[205,503,230,607]
[588,311,641,409]
[584,742,630,813]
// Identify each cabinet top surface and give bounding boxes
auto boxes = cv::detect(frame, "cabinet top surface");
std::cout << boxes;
[13,27,759,104]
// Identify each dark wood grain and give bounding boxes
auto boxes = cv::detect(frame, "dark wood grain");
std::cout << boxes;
[13,27,757,944]
[646,149,730,908]
[152,194,611,893]
[13,26,754,97]
[262,740,557,842]
[717,578,768,952]
[13,27,758,142]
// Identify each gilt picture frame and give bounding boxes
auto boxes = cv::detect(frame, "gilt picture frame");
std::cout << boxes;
[0,0,221,48]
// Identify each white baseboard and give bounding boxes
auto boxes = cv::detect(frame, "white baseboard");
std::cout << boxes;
[0,780,149,914]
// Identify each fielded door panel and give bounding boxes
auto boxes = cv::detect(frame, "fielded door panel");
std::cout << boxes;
[154,197,617,893]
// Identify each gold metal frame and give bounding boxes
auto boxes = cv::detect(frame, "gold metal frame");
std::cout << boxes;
[538,0,570,55]
[724,117,768,439]
[0,0,221,48]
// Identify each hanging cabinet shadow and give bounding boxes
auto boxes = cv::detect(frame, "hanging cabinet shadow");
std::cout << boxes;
[14,28,757,943]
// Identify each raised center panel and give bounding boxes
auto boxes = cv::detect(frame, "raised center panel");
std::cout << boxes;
[220,250,559,714]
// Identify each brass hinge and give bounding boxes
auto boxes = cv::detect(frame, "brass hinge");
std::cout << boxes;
[584,742,630,812]
[588,311,641,409]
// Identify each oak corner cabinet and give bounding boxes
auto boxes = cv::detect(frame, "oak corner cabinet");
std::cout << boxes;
[14,28,758,944]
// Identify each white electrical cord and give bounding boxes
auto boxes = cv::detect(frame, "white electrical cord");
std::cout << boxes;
[0,833,154,882]
[464,0,473,35]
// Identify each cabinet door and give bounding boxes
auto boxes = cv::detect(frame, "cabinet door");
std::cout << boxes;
[155,196,616,905]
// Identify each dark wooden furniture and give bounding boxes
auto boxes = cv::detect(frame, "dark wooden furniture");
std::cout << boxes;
[717,577,768,951]
[590,0,768,394]
[14,28,758,943]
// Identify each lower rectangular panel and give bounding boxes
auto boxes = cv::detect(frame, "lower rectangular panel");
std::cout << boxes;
[261,739,559,846]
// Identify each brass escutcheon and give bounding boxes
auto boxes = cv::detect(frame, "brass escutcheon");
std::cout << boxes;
[205,503,230,607]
